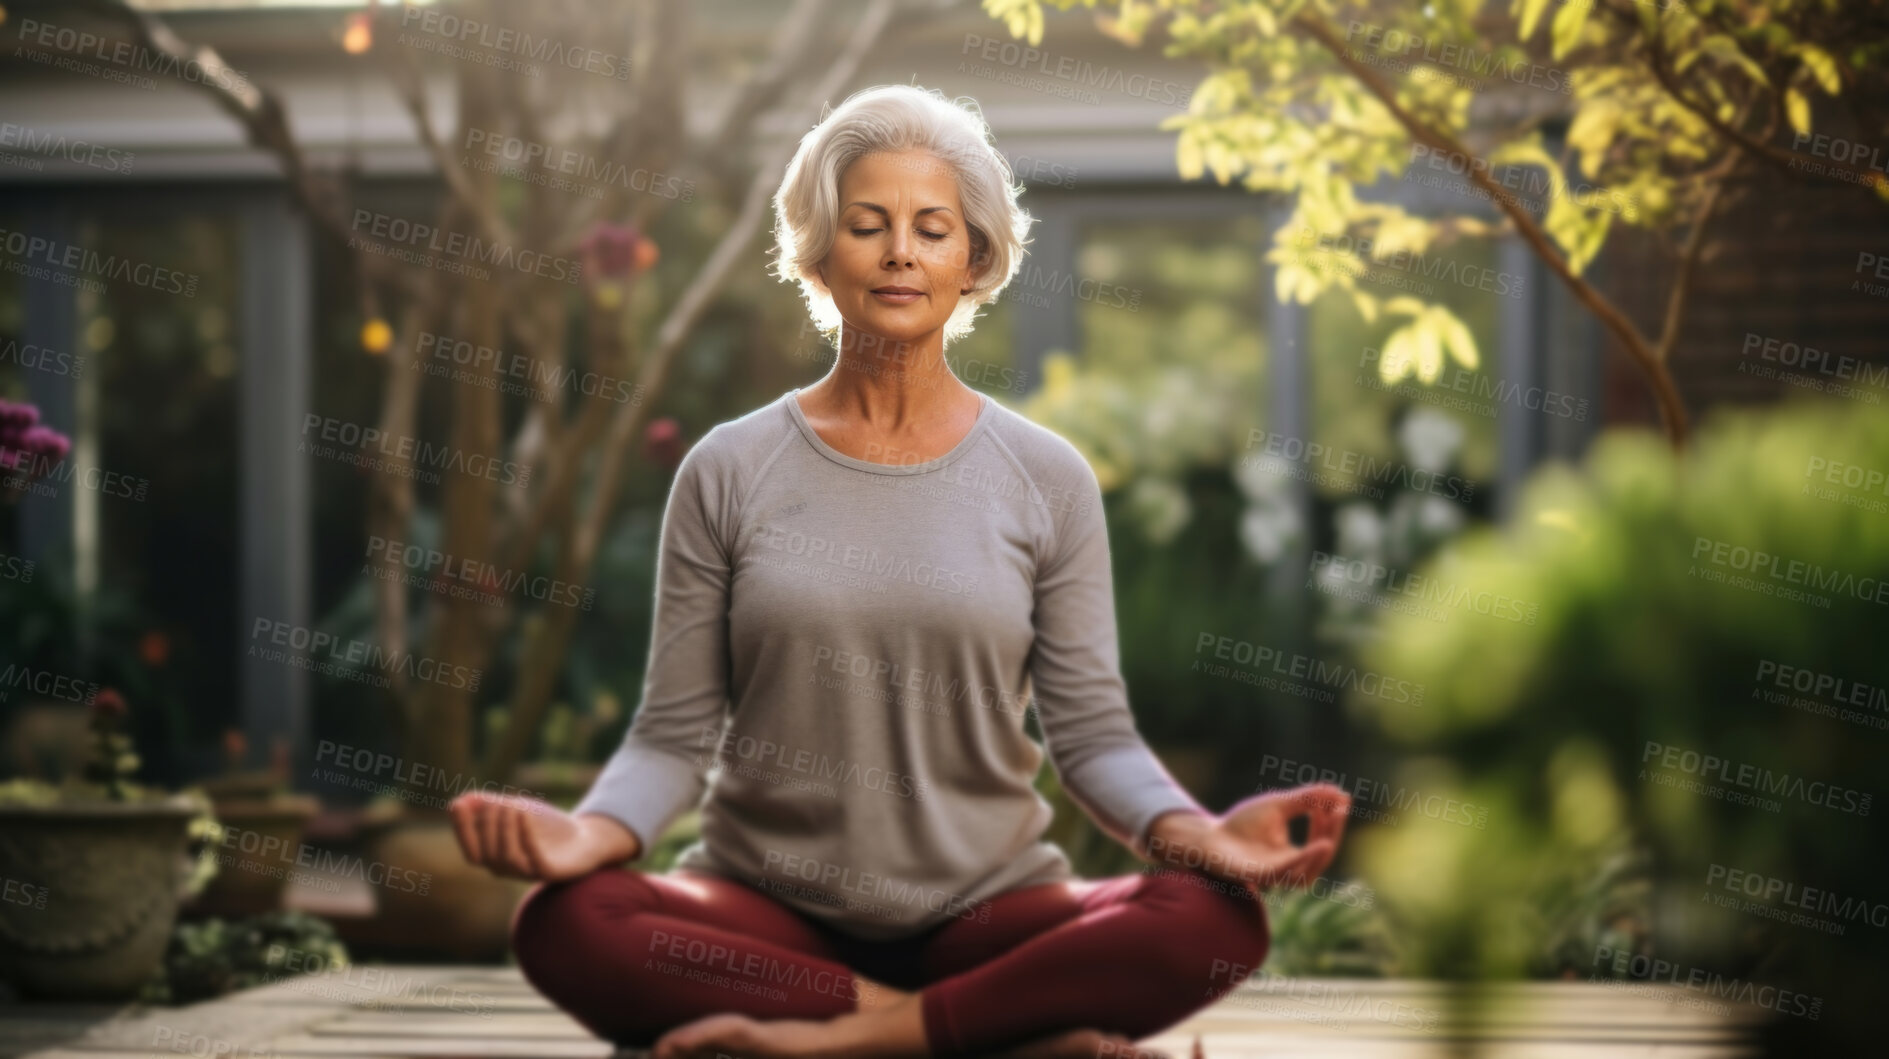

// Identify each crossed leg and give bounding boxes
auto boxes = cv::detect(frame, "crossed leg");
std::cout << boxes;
[511,865,1269,1057]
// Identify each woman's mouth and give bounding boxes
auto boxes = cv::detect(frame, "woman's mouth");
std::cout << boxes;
[870,286,924,305]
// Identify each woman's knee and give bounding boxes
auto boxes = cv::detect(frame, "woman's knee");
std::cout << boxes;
[511,869,651,989]
[1139,868,1271,992]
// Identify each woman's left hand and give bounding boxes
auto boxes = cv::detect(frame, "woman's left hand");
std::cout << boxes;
[1148,782,1352,896]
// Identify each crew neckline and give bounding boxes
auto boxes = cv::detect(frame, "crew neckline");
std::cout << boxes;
[784,387,994,476]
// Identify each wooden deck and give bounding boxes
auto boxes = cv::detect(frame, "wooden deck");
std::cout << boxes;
[3,966,1769,1059]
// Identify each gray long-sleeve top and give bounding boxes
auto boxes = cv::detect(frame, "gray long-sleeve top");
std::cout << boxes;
[574,387,1204,940]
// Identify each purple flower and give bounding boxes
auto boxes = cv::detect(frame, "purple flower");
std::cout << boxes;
[20,425,70,462]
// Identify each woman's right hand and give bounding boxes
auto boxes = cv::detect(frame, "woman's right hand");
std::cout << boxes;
[447,791,641,882]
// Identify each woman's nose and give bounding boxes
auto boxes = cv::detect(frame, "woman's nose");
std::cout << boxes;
[884,230,914,269]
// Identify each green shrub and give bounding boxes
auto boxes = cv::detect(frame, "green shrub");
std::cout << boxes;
[1352,397,1888,1020]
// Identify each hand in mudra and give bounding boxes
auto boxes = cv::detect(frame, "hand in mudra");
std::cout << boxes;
[447,791,640,882]
[1154,782,1351,897]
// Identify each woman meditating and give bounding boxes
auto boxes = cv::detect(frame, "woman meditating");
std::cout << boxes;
[449,84,1351,1059]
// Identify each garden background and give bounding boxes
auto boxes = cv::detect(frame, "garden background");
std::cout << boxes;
[2,1,1887,1055]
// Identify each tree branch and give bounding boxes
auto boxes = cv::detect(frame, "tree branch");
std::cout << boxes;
[1290,9,1690,446]
[481,0,910,783]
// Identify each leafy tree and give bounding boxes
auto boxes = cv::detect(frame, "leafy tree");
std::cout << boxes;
[984,0,1889,447]
[73,0,954,786]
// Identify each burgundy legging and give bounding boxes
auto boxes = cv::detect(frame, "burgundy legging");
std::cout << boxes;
[511,864,1270,1057]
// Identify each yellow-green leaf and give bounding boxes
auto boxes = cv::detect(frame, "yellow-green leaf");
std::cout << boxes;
[1434,307,1480,371]
[1784,87,1811,138]
[1413,316,1445,383]
[1380,324,1421,383]
[1550,0,1587,61]
[1516,0,1553,42]
[1797,43,1842,95]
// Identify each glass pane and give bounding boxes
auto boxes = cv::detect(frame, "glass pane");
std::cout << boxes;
[1024,208,1274,757]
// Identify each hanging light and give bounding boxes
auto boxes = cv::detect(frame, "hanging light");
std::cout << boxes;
[342,12,373,55]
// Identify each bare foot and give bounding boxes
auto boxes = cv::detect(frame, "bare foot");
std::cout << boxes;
[987,1027,1175,1059]
[650,999,925,1059]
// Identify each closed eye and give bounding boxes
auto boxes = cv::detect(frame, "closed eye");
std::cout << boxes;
[850,228,949,240]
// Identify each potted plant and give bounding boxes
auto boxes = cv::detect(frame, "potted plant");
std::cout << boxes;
[0,689,218,999]
[187,730,319,920]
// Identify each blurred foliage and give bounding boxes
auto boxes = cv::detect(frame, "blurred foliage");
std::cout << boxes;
[1260,879,1398,976]
[988,0,1889,435]
[0,545,188,770]
[1350,396,1886,1011]
[141,911,349,1006]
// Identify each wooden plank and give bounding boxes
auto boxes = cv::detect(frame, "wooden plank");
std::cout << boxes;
[7,966,1774,1059]
[259,1034,612,1058]
[312,1014,589,1039]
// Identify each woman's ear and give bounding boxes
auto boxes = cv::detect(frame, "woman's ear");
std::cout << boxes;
[808,260,830,295]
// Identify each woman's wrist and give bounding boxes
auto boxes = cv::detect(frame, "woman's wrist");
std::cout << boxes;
[575,812,643,867]
[1143,807,1217,865]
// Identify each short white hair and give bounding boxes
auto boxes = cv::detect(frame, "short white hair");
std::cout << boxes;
[770,83,1034,348]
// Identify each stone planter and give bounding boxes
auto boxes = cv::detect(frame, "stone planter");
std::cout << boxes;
[0,796,200,999]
